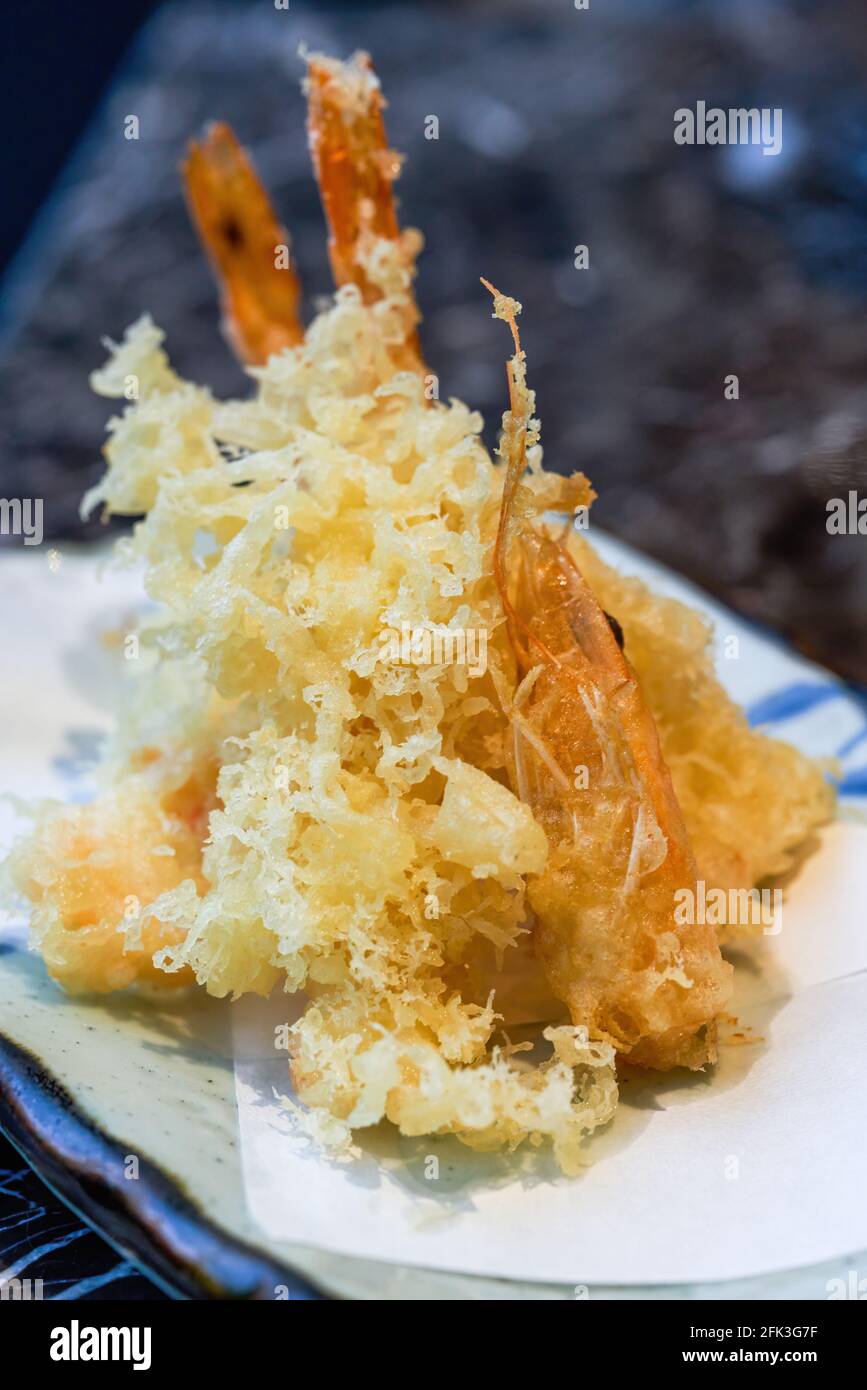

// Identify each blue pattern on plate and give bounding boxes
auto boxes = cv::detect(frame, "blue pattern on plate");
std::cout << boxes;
[746,681,842,726]
[747,679,867,799]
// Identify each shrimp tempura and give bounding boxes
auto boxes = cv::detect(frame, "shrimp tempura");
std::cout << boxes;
[305,50,424,370]
[183,122,304,364]
[486,282,733,1070]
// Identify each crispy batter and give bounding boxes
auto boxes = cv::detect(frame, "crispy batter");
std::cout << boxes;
[183,122,304,364]
[573,540,836,901]
[9,777,206,995]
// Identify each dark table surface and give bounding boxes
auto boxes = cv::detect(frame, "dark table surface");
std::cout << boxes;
[1,0,866,1299]
[0,1134,166,1299]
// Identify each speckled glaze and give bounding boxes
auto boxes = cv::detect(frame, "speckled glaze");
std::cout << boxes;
[0,944,320,1299]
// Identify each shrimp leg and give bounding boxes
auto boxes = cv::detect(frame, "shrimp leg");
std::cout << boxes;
[484,281,732,1070]
[183,123,304,365]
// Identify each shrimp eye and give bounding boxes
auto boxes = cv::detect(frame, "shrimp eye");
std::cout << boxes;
[604,611,625,651]
[222,218,243,248]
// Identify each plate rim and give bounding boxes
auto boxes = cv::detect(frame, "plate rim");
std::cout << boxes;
[0,1030,323,1301]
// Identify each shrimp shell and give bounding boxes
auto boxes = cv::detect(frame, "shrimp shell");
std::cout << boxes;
[305,51,424,370]
[183,122,304,365]
[485,281,732,1070]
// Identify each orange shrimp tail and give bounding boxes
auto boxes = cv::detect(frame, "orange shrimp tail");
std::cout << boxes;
[483,278,557,670]
[306,52,402,297]
[183,123,304,365]
[305,51,424,372]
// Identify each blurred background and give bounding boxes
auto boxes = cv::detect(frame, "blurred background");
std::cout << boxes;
[1,0,866,693]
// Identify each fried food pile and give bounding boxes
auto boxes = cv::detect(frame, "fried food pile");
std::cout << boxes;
[7,52,834,1173]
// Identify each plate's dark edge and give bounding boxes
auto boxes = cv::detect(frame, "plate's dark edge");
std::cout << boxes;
[0,1031,325,1300]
